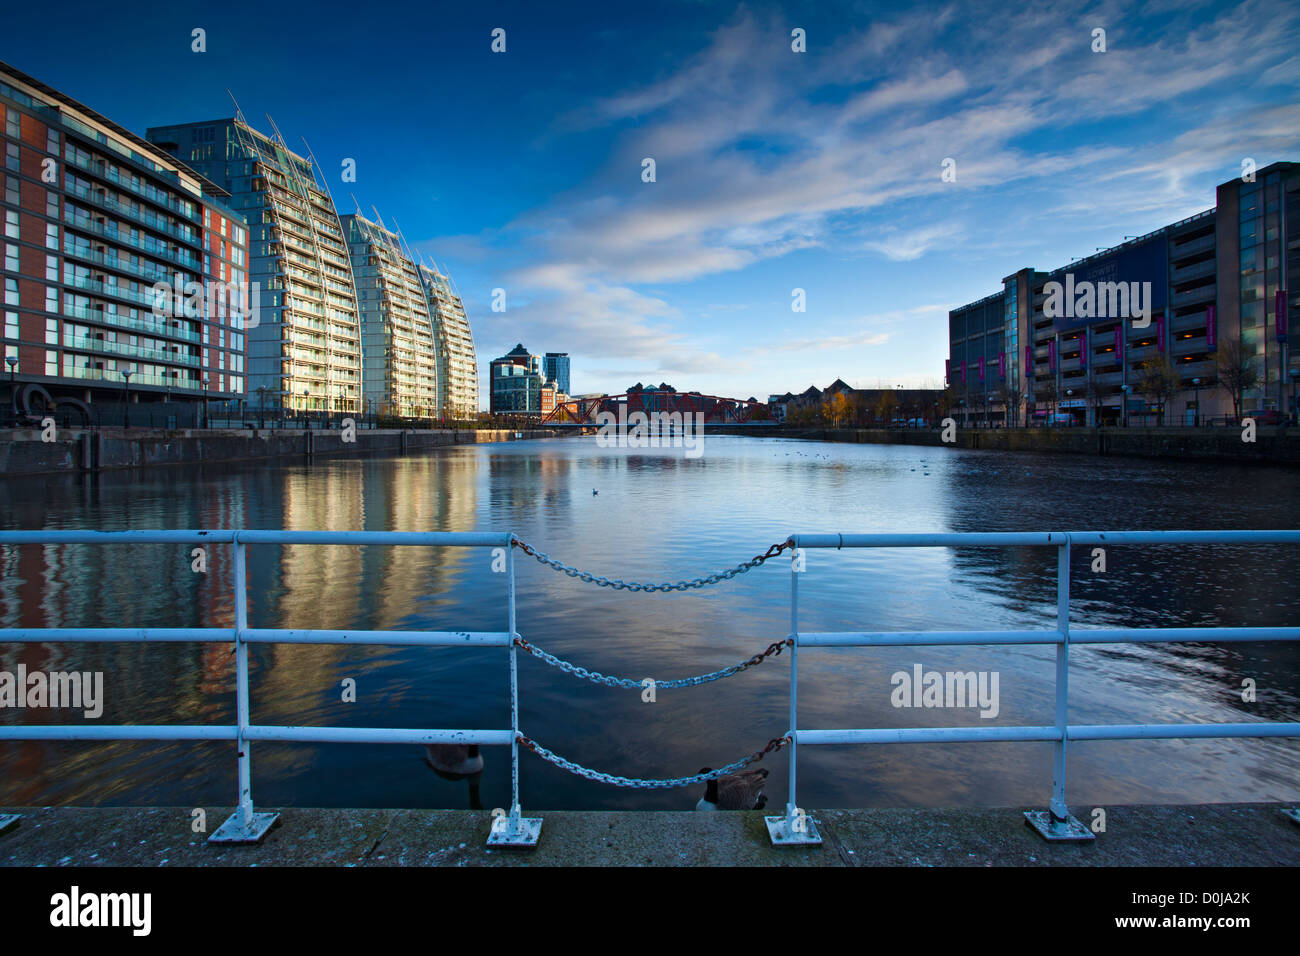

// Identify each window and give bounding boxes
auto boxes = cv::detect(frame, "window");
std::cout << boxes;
[45,287,57,313]
[4,243,16,272]
[4,209,17,238]
[4,343,16,370]
[45,190,57,217]
[45,255,56,281]
[4,174,16,205]
[45,223,57,249]
[45,349,56,376]
[4,310,17,339]
[4,277,17,305]
[5,142,18,171]
[5,108,18,138]
[45,129,58,155]
[45,318,57,344]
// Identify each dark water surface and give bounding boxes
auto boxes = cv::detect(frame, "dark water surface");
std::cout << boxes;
[1,435,1298,813]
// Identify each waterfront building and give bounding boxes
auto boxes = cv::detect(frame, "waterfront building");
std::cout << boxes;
[948,162,1299,426]
[340,212,436,419]
[490,342,545,414]
[146,116,362,418]
[543,351,570,395]
[417,263,478,419]
[2,61,249,422]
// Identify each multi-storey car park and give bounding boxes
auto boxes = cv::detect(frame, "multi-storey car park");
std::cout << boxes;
[2,61,249,425]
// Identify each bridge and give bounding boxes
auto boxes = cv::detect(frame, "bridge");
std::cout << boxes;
[541,391,768,426]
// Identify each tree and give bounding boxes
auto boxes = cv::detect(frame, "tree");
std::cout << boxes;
[1085,379,1106,426]
[1137,356,1180,426]
[876,390,898,425]
[1038,379,1059,425]
[1216,338,1260,424]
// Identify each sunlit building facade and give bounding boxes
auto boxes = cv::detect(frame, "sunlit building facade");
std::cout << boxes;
[147,117,362,416]
[417,264,478,419]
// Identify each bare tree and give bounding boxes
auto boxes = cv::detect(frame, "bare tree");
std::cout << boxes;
[1216,338,1260,424]
[1138,356,1180,426]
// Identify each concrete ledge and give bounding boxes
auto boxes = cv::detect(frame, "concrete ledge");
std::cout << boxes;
[2,803,1296,867]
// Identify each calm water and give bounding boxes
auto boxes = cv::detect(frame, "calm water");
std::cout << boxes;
[1,435,1298,813]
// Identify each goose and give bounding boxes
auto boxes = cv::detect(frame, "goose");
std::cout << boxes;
[424,744,483,777]
[695,767,769,811]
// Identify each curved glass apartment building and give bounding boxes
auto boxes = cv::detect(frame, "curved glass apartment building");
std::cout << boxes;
[418,264,478,419]
[147,117,362,417]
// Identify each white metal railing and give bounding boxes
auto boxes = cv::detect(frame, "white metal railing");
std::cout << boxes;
[772,530,1300,844]
[0,529,540,846]
[1,528,1297,850]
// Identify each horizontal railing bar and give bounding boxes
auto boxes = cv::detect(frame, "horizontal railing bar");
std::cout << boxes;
[1069,722,1300,740]
[1070,627,1300,643]
[0,628,231,643]
[0,530,512,547]
[242,727,514,745]
[1064,531,1300,546]
[797,723,1300,746]
[798,727,1062,744]
[798,627,1300,647]
[0,726,514,745]
[792,532,1067,548]
[801,630,1062,646]
[241,629,514,647]
[0,725,238,740]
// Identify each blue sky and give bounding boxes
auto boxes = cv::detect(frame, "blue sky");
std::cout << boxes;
[5,0,1299,402]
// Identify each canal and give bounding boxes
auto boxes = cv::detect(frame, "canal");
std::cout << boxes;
[1,435,1298,814]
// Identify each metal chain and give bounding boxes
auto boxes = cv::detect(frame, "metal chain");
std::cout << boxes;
[514,635,793,689]
[510,536,793,592]
[517,732,790,789]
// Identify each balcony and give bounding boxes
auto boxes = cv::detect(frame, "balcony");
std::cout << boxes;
[1172,284,1215,307]
[1171,258,1215,283]
[1171,309,1209,333]
[63,210,201,271]
[65,335,200,366]
[65,183,201,248]
[1170,233,1215,258]
[63,304,200,344]
[65,150,201,224]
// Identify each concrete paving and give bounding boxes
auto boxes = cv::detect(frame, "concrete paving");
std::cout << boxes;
[2,803,1297,866]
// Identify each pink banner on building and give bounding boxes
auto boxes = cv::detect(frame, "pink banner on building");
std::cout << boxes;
[999,351,1006,379]
[1206,304,1216,348]
[1156,314,1164,352]
[1048,340,1056,372]
[1025,345,1032,371]
[1114,325,1123,361]
[945,358,951,382]
[978,356,985,381]
[960,361,966,383]
[1078,332,1087,370]
[1278,289,1289,342]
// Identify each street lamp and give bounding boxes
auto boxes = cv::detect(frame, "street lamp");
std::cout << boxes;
[1121,384,1130,428]
[121,369,133,429]
[257,385,267,429]
[1289,368,1299,426]
[303,388,309,429]
[202,373,209,429]
[6,355,17,424]
[1066,388,1073,427]
[1192,377,1201,427]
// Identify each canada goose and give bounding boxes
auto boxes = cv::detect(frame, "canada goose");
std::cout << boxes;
[424,744,483,777]
[695,767,769,811]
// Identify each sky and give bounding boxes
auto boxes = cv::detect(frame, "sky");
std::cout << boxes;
[4,0,1298,404]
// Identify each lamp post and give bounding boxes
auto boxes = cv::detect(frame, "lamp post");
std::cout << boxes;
[1289,368,1299,426]
[121,369,133,429]
[303,388,309,430]
[6,354,17,425]
[1191,377,1201,427]
[1065,388,1073,427]
[202,373,209,429]
[257,385,267,430]
[1121,384,1130,428]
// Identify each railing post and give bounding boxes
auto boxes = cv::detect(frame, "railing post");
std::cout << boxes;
[488,535,541,848]
[209,534,280,844]
[767,542,821,846]
[1025,534,1093,842]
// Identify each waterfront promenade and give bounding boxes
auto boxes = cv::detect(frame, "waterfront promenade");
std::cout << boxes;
[2,803,1296,866]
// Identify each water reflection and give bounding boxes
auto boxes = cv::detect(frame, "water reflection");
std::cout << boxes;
[1,436,1297,812]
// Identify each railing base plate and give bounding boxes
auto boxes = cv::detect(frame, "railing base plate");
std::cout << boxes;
[0,813,19,837]
[208,810,280,845]
[1282,808,1300,826]
[487,816,542,849]
[765,814,823,846]
[1024,810,1095,842]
